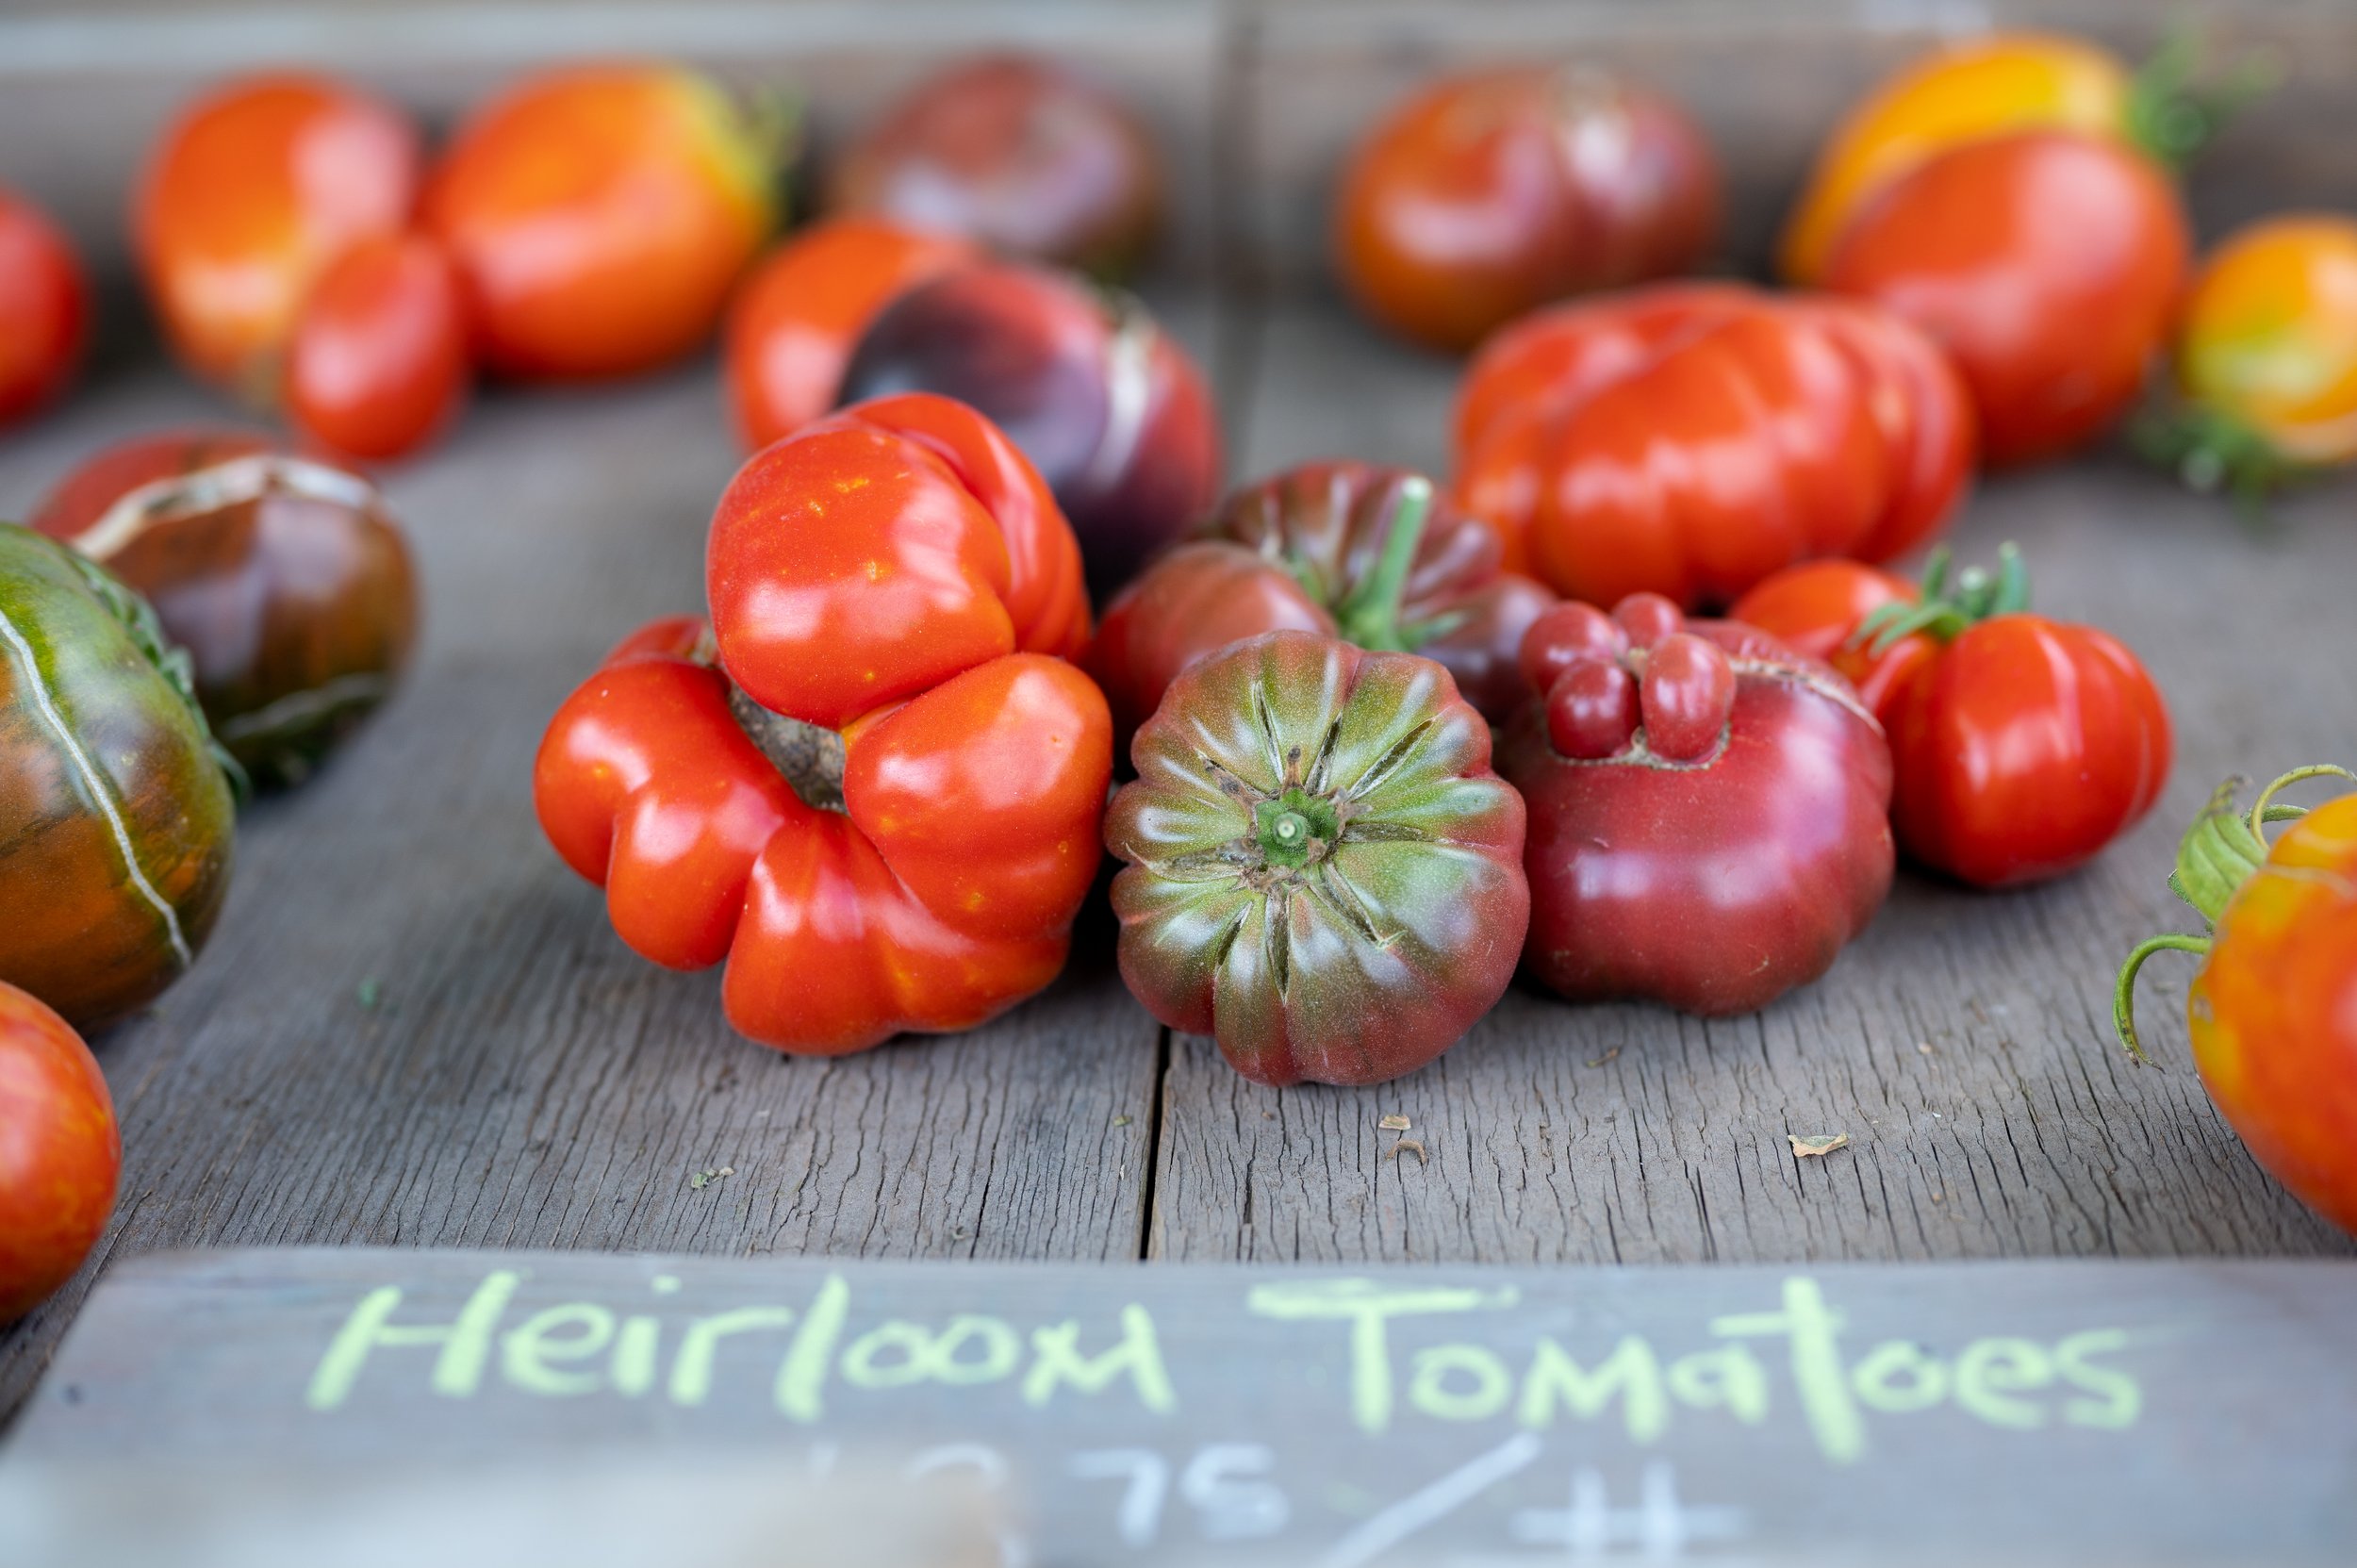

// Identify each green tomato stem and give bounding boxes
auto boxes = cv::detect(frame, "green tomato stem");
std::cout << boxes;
[2113,933,2212,1065]
[1336,475,1434,652]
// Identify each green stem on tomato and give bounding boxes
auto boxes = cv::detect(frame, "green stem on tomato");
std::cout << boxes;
[1852,542,2035,655]
[2122,27,2282,168]
[2113,933,2213,1065]
[1335,475,1434,652]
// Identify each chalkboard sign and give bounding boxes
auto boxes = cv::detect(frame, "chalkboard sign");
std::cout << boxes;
[6,1248,2354,1565]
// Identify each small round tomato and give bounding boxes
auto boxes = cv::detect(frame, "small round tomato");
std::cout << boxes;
[724,217,981,451]
[1334,64,1720,353]
[425,63,778,380]
[286,233,470,462]
[1728,557,1931,719]
[0,982,121,1324]
[826,55,1163,277]
[1821,130,2189,467]
[0,189,89,428]
[133,73,420,394]
[2117,767,2357,1238]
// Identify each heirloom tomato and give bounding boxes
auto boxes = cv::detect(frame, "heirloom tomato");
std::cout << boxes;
[1334,64,1720,352]
[425,63,780,380]
[536,393,1110,1054]
[1453,282,1972,607]
[839,261,1221,595]
[826,55,1163,277]
[1105,631,1527,1087]
[1501,596,1894,1015]
[133,73,420,394]
[2116,767,2357,1238]
[33,430,419,788]
[1085,464,1552,748]
[0,982,121,1324]
[1732,547,2171,888]
[0,526,236,1030]
[0,189,89,428]
[286,232,470,462]
[724,217,981,451]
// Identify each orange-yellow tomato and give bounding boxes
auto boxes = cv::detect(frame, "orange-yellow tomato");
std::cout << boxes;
[1780,33,2130,285]
[2177,215,2357,465]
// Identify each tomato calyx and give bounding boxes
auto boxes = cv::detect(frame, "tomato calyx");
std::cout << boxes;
[726,683,848,813]
[53,543,249,801]
[2132,399,2310,522]
[1327,474,1439,652]
[2121,30,2279,168]
[1852,543,2030,652]
[2112,764,2357,1064]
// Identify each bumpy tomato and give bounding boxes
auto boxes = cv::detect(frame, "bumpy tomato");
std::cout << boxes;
[1106,631,1527,1087]
[425,64,778,380]
[724,217,981,451]
[537,393,1108,1054]
[0,189,89,428]
[133,73,420,394]
[0,981,120,1324]
[2116,767,2357,1237]
[1333,64,1720,353]
[286,232,470,462]
[1821,130,2187,467]
[1453,282,1972,606]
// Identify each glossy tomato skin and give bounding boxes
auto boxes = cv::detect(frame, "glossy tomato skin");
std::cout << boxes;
[1821,130,2188,468]
[286,232,470,462]
[1335,65,1720,352]
[425,64,776,380]
[1728,557,1933,721]
[724,217,981,451]
[2175,215,2357,466]
[1501,598,1894,1015]
[0,982,120,1324]
[1106,631,1528,1087]
[32,431,420,788]
[539,393,1108,1054]
[1453,283,1973,607]
[0,189,89,427]
[0,526,235,1031]
[838,262,1222,595]
[133,74,420,393]
[827,55,1162,277]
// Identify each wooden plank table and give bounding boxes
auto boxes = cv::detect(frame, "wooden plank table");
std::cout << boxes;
[5,0,2357,1429]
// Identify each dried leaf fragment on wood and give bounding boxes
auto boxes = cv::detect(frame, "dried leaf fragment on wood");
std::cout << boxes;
[355,978,383,1012]
[1389,1138,1427,1165]
[1378,1114,1410,1131]
[689,1165,737,1190]
[1586,1048,1621,1067]
[1788,1132,1850,1159]
[1113,1114,1133,1128]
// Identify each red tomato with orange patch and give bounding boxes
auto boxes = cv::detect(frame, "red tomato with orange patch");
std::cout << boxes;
[286,233,470,462]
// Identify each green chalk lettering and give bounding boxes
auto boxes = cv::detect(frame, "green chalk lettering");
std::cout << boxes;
[1953,1337,2054,1430]
[665,1308,799,1406]
[1025,1306,1176,1413]
[1850,1340,1950,1413]
[1667,1345,1769,1424]
[305,1271,521,1411]
[1712,1277,1865,1465]
[1516,1336,1669,1443]
[776,1275,850,1423]
[1247,1279,1515,1434]
[1409,1345,1513,1422]
[502,1304,616,1396]
[2054,1329,2141,1429]
[612,1315,662,1397]
[842,1315,1021,1390]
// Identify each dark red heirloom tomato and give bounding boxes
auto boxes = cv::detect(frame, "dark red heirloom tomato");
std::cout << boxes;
[724,217,981,451]
[0,189,89,428]
[1334,64,1721,353]
[285,232,470,462]
[1085,464,1553,746]
[536,393,1108,1054]
[1501,595,1894,1015]
[33,430,419,788]
[838,261,1221,595]
[1453,283,1973,607]
[826,54,1163,277]
[1733,547,2172,888]
[133,73,420,395]
[0,982,121,1324]
[1821,130,2188,468]
[425,63,778,380]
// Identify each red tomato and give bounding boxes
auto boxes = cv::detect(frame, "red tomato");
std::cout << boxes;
[1453,283,1974,606]
[724,217,981,451]
[1821,130,2189,467]
[0,981,121,1323]
[0,189,89,427]
[1334,64,1721,352]
[425,64,777,380]
[133,74,420,393]
[285,233,470,462]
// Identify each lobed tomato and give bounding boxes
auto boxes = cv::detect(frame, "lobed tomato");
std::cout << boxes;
[0,189,89,428]
[0,982,121,1324]
[286,232,470,462]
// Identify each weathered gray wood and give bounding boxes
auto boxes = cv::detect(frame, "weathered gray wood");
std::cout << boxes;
[9,1246,2357,1565]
